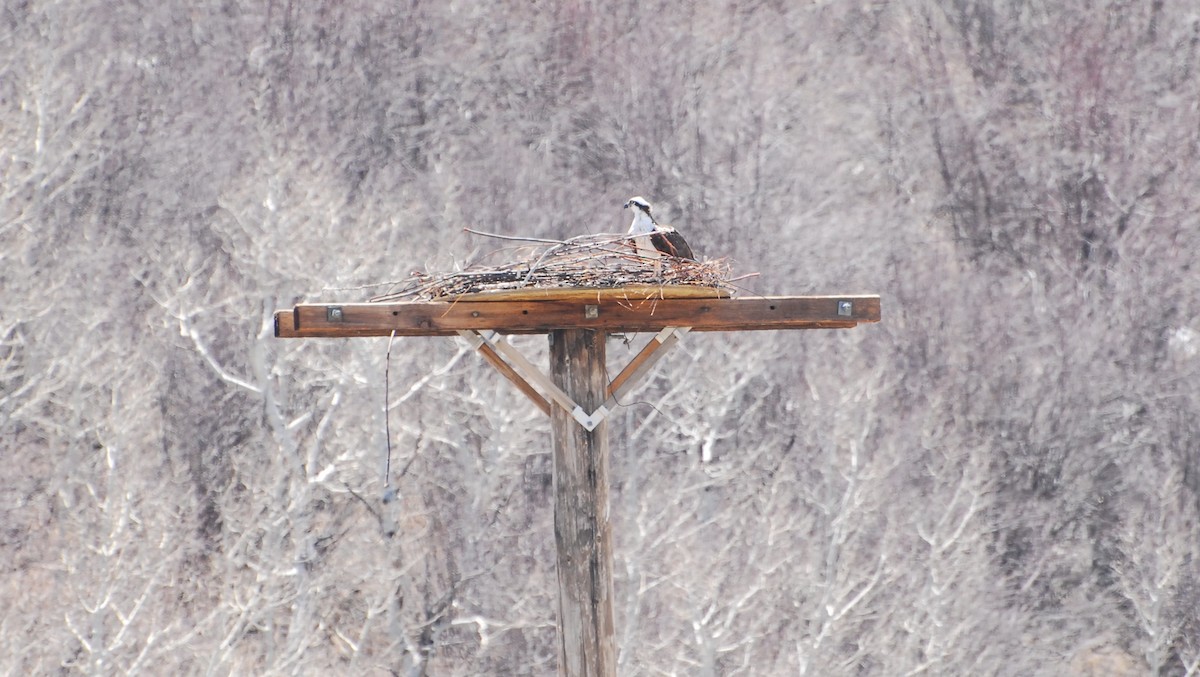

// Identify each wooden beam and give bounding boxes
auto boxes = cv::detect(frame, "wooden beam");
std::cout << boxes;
[606,327,686,398]
[487,334,581,416]
[275,295,880,338]
[474,340,552,416]
[549,329,616,677]
[274,309,299,338]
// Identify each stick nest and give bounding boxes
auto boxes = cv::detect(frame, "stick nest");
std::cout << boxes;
[371,233,734,302]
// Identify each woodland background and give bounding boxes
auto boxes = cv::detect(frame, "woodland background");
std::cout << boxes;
[3,1,1199,675]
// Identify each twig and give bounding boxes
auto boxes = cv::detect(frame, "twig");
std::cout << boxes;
[369,234,739,302]
[726,272,761,283]
[522,233,640,283]
[463,228,568,245]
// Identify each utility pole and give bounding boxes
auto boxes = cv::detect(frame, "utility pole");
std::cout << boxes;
[550,329,616,675]
[276,290,880,676]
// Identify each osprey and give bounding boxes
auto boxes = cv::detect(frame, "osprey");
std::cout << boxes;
[623,196,695,260]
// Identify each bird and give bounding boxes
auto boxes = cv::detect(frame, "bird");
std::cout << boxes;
[623,196,695,261]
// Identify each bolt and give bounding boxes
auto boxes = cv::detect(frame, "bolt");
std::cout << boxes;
[327,306,344,322]
[837,300,853,317]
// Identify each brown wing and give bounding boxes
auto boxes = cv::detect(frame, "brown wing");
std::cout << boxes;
[650,228,695,260]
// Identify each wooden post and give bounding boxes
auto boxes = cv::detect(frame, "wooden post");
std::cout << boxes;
[549,329,616,677]
[272,289,881,674]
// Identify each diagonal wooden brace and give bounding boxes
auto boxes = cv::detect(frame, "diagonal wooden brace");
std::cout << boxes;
[457,327,689,431]
[605,326,689,405]
[458,330,551,415]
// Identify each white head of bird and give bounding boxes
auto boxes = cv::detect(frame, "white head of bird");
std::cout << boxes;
[624,196,657,235]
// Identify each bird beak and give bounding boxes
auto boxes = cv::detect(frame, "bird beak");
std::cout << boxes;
[623,201,630,209]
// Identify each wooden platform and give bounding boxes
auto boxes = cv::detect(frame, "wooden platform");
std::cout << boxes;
[274,288,880,338]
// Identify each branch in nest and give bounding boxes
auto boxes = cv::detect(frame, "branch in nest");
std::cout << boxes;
[370,233,739,302]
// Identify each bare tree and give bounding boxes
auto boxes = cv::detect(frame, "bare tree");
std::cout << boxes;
[2,0,1198,674]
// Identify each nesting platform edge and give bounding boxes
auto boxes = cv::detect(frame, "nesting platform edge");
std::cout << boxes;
[274,294,881,338]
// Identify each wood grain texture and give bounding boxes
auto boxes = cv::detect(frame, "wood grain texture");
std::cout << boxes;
[550,330,616,677]
[275,295,881,338]
[475,341,551,415]
[273,309,299,337]
[606,330,677,397]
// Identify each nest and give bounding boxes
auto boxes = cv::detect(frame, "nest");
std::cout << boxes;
[371,233,735,302]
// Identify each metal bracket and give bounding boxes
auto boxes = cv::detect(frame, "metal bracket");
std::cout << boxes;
[571,405,610,431]
[456,327,689,431]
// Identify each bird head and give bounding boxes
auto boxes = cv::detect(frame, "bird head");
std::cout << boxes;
[623,196,652,214]
[624,196,658,234]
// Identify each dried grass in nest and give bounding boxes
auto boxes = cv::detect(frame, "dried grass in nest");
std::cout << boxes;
[371,233,734,302]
